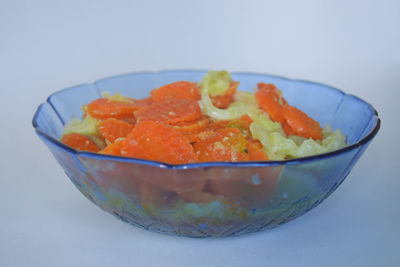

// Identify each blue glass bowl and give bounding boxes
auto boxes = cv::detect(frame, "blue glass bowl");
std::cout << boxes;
[32,71,380,237]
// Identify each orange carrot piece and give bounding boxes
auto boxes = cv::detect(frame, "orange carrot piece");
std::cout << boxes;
[99,139,125,156]
[282,121,296,136]
[98,118,134,143]
[121,121,198,164]
[85,98,138,121]
[151,81,201,102]
[246,142,269,161]
[248,139,263,148]
[131,97,153,109]
[172,116,209,134]
[185,130,215,143]
[134,99,202,125]
[172,116,210,143]
[210,81,239,108]
[61,133,100,152]
[193,128,250,162]
[281,105,322,140]
[227,114,253,132]
[257,83,288,105]
[207,119,231,131]
[255,83,287,125]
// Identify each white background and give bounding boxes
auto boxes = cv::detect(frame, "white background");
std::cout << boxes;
[1,0,399,266]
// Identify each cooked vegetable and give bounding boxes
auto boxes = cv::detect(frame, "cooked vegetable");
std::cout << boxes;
[62,115,100,137]
[135,99,202,124]
[61,133,100,152]
[255,83,287,125]
[151,81,201,102]
[98,118,134,143]
[282,105,322,140]
[84,97,137,124]
[250,122,345,160]
[61,70,346,163]
[199,70,233,96]
[193,128,250,162]
[121,121,198,164]
[59,70,348,214]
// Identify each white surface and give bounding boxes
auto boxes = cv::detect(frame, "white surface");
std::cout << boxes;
[1,0,399,266]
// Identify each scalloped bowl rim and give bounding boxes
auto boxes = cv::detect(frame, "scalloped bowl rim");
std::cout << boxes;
[32,70,380,169]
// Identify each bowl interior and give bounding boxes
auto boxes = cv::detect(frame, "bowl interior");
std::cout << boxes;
[36,70,378,147]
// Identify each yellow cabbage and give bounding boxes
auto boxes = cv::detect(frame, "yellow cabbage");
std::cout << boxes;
[250,122,346,160]
[199,70,233,96]
[62,115,100,137]
[201,89,249,120]
[102,92,132,103]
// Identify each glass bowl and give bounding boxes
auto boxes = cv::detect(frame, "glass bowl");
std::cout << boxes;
[32,71,380,237]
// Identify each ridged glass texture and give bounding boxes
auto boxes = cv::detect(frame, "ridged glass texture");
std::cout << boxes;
[32,71,380,237]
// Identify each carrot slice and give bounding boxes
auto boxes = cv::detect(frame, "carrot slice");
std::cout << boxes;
[121,121,198,164]
[246,142,269,161]
[257,83,288,105]
[207,119,230,131]
[185,130,215,143]
[61,133,100,152]
[281,105,322,140]
[206,115,253,140]
[134,99,202,125]
[85,98,138,122]
[98,118,134,143]
[172,116,209,134]
[248,139,263,148]
[210,81,239,108]
[131,97,153,108]
[151,81,201,102]
[227,114,253,132]
[172,116,210,143]
[99,139,125,156]
[282,121,296,136]
[255,83,287,125]
[193,128,250,162]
